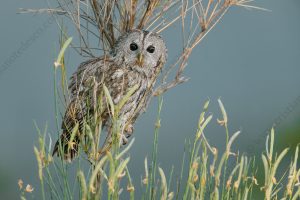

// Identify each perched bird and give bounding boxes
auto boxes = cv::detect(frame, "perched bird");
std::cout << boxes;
[53,30,167,161]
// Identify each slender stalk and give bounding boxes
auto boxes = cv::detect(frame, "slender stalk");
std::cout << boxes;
[148,96,164,200]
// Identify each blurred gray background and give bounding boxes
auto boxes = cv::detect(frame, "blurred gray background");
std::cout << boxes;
[0,0,299,199]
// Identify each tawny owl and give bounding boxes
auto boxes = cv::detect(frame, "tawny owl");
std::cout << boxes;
[53,30,167,161]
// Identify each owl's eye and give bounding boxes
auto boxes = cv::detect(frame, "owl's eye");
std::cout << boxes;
[130,43,138,51]
[146,45,155,53]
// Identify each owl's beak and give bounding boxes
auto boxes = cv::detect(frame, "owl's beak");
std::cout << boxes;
[136,53,144,67]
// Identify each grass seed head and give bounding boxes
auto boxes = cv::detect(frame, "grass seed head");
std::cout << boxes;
[193,174,199,183]
[18,179,23,190]
[127,185,135,192]
[25,184,34,193]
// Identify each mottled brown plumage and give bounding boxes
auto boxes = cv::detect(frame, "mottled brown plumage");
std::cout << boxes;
[53,30,167,161]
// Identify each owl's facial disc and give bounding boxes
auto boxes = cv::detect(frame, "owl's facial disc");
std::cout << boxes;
[113,30,167,71]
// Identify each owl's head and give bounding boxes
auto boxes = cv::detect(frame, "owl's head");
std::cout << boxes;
[111,30,167,73]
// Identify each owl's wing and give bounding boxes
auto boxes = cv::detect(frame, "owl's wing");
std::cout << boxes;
[68,57,111,98]
[66,56,113,127]
[53,56,113,161]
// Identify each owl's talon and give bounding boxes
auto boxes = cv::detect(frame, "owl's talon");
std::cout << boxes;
[120,134,128,145]
[125,124,134,133]
[125,124,134,138]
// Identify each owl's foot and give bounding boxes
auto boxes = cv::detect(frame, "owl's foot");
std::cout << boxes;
[120,133,128,145]
[119,124,134,145]
[125,124,134,138]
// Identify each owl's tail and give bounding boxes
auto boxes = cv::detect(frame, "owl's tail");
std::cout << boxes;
[52,131,80,162]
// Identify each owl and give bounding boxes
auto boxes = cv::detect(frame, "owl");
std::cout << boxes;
[52,30,167,161]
